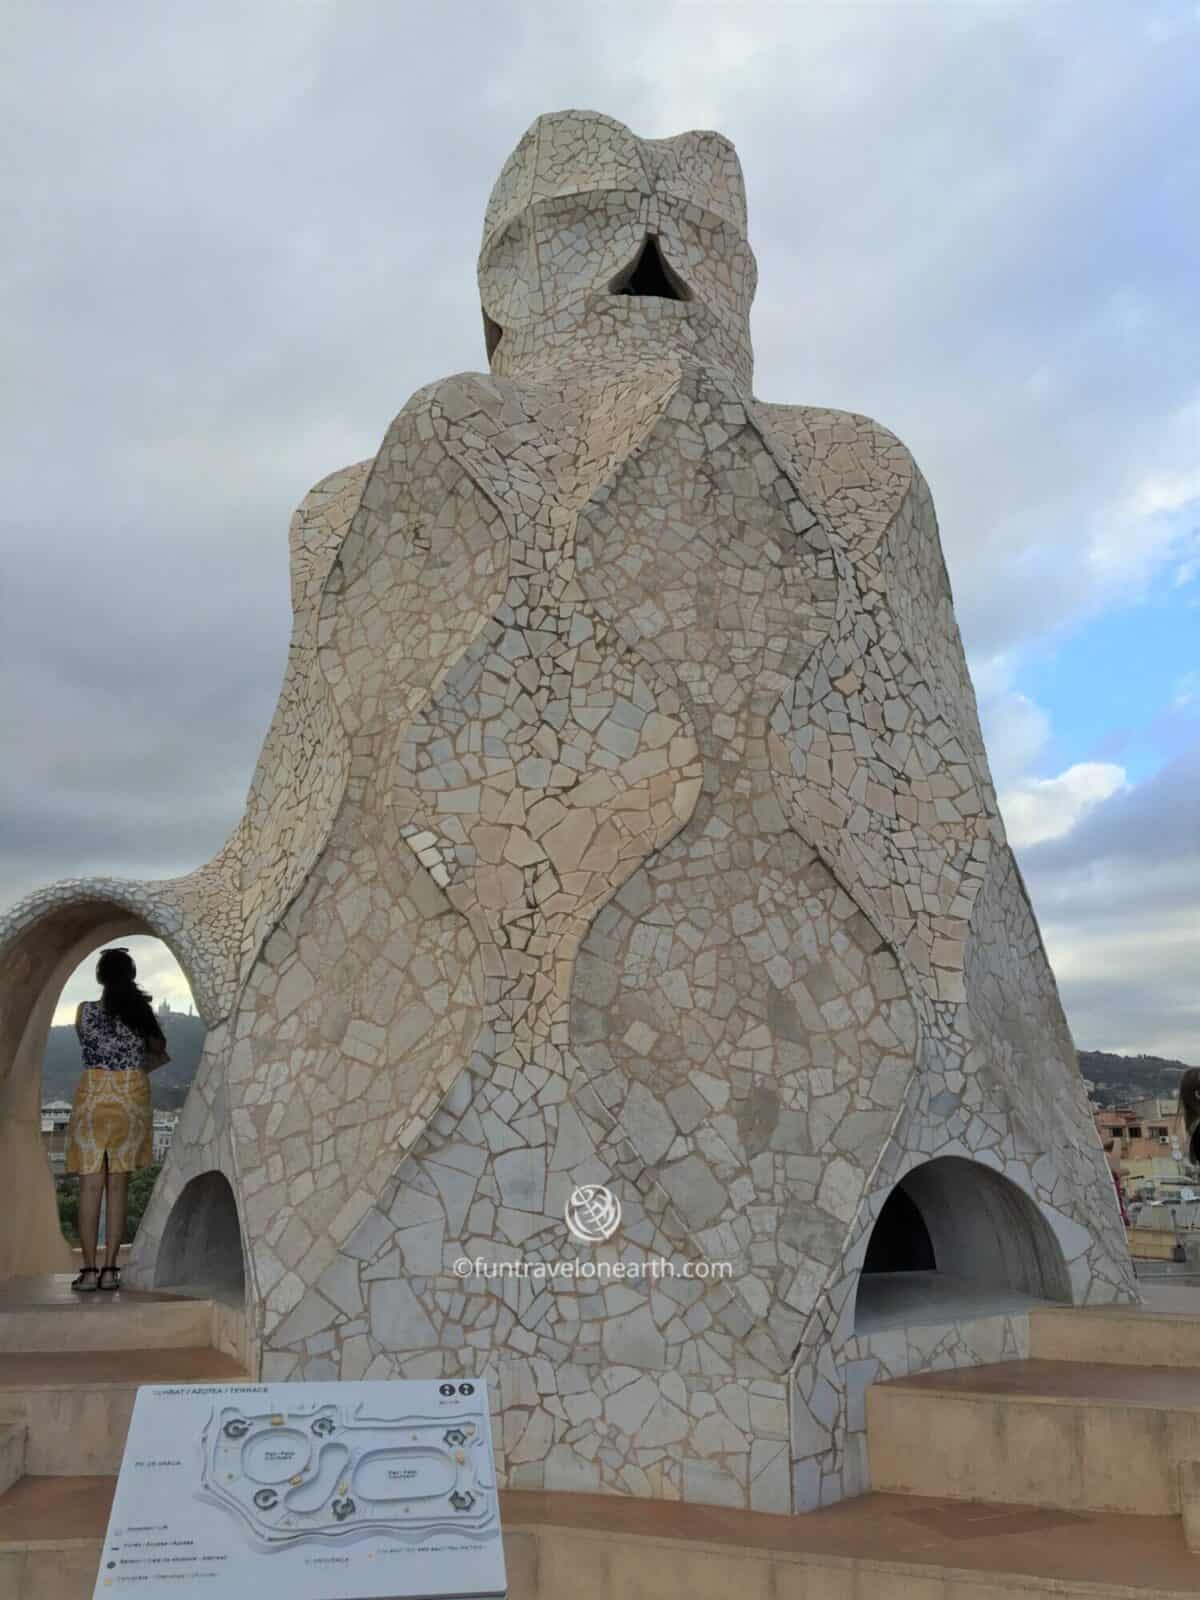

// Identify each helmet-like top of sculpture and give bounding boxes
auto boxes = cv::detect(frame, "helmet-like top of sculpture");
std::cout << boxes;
[478,110,757,385]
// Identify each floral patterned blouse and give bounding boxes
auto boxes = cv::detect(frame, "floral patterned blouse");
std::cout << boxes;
[78,1000,148,1072]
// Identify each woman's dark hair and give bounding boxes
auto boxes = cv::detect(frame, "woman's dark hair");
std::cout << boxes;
[95,948,165,1046]
[1178,1068,1200,1167]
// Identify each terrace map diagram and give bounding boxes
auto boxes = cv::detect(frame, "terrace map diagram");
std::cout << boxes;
[199,1395,499,1547]
[95,1379,507,1600]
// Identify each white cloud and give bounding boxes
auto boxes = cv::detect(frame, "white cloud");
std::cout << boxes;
[999,762,1126,848]
[1128,468,1200,521]
[1173,526,1200,591]
[1041,905,1200,1060]
[1083,393,1200,603]
[1047,911,1196,989]
[1017,743,1200,1060]
[974,656,1052,786]
[983,690,1052,787]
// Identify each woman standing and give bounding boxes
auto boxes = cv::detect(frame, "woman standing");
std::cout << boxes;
[66,948,169,1291]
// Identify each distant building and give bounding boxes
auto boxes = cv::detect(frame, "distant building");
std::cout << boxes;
[40,1098,73,1174]
[1096,1101,1191,1203]
[152,1110,178,1163]
[1126,1096,1181,1125]
[1097,1104,1179,1156]
[1124,1154,1186,1195]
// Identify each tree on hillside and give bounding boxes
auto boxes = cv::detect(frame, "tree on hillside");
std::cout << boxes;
[125,1165,161,1240]
[55,1164,161,1246]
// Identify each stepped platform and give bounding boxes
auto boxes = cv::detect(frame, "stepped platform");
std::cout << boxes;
[0,1277,248,1486]
[0,1273,248,1372]
[0,1279,1197,1596]
[868,1358,1200,1516]
[0,1274,214,1354]
[1,1477,1196,1599]
[1032,1302,1200,1367]
[0,1345,246,1476]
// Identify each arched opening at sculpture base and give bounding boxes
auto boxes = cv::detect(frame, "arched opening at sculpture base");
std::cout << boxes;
[855,1156,1071,1334]
[155,1171,245,1305]
[40,937,197,1258]
[0,897,204,1281]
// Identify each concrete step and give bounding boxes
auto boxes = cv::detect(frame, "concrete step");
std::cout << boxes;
[0,1274,215,1354]
[867,1358,1200,1516]
[0,1476,109,1600]
[0,1422,24,1497]
[1184,1460,1200,1553]
[2,1476,1198,1600]
[1032,1304,1200,1369]
[0,1347,246,1475]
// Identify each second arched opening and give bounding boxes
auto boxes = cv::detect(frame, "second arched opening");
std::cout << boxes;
[855,1155,1072,1333]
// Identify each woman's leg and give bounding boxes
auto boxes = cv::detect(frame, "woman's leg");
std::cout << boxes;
[78,1171,104,1269]
[104,1163,129,1268]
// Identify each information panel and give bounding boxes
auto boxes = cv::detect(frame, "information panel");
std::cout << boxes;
[94,1378,507,1600]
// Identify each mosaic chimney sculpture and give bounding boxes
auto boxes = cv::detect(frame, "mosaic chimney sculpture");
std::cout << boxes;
[0,110,1134,1512]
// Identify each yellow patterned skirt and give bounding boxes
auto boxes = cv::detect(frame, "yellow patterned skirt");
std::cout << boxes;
[65,1069,152,1175]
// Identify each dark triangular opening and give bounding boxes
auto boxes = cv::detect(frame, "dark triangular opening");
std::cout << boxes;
[610,235,690,301]
[862,1185,936,1274]
[482,308,504,360]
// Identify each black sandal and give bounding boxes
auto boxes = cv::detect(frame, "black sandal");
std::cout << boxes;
[97,1266,121,1292]
[71,1267,99,1292]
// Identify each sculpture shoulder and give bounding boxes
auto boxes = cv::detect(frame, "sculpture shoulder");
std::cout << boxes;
[293,371,503,528]
[292,459,375,534]
[289,459,376,603]
[753,401,919,558]
[393,369,535,434]
[360,370,559,492]
[391,366,674,447]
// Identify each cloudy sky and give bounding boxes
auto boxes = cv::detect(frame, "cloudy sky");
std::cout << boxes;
[3,2,1196,1059]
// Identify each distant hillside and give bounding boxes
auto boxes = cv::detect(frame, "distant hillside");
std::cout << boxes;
[1078,1050,1192,1108]
[43,1008,206,1110]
